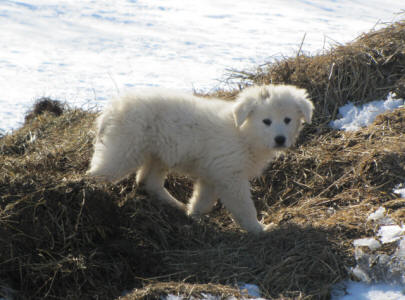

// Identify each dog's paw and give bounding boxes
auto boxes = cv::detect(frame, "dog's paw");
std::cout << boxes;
[262,222,277,232]
[187,211,203,222]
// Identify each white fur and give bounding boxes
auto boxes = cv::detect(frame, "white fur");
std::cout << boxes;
[87,85,314,233]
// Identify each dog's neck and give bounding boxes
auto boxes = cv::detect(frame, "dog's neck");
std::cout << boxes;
[245,144,277,178]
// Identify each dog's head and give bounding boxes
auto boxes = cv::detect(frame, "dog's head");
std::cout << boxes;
[233,85,314,151]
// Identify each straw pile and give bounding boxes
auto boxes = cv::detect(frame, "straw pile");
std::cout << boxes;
[1,21,404,300]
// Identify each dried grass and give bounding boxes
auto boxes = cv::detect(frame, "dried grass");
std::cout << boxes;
[121,282,244,300]
[1,21,405,300]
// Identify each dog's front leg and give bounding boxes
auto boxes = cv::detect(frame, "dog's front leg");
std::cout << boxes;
[218,179,266,234]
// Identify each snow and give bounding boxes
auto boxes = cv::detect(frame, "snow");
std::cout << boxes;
[366,206,397,226]
[378,225,405,244]
[367,207,386,222]
[353,238,381,251]
[345,206,405,300]
[1,1,405,299]
[393,184,405,198]
[332,282,405,300]
[0,0,403,134]
[330,93,405,131]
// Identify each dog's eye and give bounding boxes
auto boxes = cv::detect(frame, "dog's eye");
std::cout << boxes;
[284,117,291,124]
[262,118,272,126]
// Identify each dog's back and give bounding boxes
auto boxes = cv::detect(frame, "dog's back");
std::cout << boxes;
[90,88,238,179]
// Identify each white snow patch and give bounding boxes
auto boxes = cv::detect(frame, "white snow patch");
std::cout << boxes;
[330,93,404,131]
[332,282,405,300]
[367,206,395,226]
[378,225,405,244]
[393,184,405,198]
[342,206,405,299]
[367,207,386,222]
[353,238,381,251]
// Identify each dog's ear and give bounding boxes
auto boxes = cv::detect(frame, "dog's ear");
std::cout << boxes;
[233,99,255,128]
[297,95,314,124]
[233,86,268,127]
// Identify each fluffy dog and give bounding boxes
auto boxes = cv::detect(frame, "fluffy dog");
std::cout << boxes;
[87,85,314,233]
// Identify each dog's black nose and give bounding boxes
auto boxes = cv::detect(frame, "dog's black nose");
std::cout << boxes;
[275,135,286,146]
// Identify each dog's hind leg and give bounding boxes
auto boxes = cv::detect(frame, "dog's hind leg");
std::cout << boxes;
[135,156,153,186]
[187,179,218,218]
[137,159,186,211]
[87,137,145,182]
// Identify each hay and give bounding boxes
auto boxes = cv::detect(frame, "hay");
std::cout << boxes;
[120,282,244,300]
[1,21,405,299]
[25,97,65,122]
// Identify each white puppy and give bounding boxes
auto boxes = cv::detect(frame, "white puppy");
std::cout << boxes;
[87,85,314,233]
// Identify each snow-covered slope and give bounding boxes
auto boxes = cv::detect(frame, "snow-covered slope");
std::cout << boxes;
[0,0,403,133]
